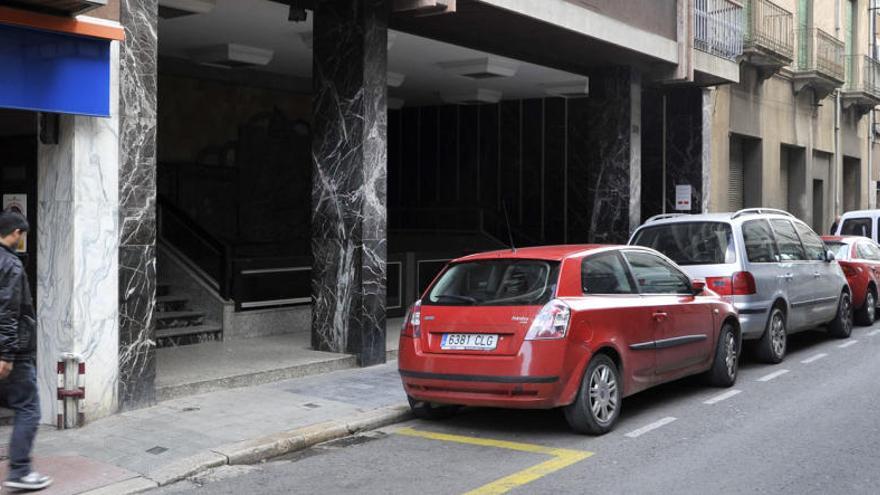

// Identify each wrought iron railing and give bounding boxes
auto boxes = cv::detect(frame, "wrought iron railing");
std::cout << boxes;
[796,28,846,82]
[845,55,880,97]
[694,0,745,61]
[743,0,793,60]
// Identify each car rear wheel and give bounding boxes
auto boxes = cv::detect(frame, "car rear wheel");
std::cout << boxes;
[704,322,738,387]
[407,396,459,420]
[756,308,786,364]
[564,354,621,435]
[855,289,876,326]
[828,291,853,339]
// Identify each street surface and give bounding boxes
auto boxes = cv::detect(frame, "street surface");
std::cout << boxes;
[158,322,880,495]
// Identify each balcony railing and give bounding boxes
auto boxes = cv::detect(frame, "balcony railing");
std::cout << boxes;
[743,0,794,61]
[845,55,880,97]
[796,28,846,82]
[694,0,745,61]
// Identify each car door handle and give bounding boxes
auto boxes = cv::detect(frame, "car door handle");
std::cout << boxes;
[652,311,669,321]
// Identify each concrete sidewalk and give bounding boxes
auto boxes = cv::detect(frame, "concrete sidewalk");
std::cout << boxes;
[0,361,409,494]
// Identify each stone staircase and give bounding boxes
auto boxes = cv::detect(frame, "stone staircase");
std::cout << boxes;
[156,282,222,347]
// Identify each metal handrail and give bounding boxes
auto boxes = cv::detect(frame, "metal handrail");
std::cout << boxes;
[730,208,795,219]
[796,28,846,81]
[743,0,793,60]
[694,0,745,61]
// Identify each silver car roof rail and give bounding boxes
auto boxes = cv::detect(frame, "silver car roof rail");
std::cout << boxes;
[645,213,690,223]
[730,208,794,220]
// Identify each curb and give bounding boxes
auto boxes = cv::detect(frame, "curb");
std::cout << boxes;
[80,403,412,495]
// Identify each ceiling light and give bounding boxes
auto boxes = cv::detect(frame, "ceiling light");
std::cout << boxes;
[387,72,406,88]
[189,43,274,69]
[441,89,502,105]
[438,57,519,80]
[158,0,216,19]
[542,79,590,98]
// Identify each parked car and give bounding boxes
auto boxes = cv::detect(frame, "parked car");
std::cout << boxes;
[832,210,880,241]
[822,235,880,325]
[398,245,740,435]
[629,208,852,364]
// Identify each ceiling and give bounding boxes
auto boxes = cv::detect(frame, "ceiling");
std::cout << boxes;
[157,0,587,105]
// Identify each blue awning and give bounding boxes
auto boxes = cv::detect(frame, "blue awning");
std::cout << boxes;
[0,23,111,117]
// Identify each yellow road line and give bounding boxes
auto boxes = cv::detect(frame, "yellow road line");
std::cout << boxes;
[396,427,593,495]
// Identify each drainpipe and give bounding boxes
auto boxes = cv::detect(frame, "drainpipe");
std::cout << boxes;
[835,90,842,217]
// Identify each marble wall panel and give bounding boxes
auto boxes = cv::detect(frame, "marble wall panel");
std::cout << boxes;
[118,0,158,409]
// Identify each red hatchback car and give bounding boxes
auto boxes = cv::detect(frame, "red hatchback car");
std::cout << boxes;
[398,245,740,435]
[822,235,880,325]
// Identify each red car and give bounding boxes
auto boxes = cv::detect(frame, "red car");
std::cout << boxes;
[398,245,740,435]
[822,235,880,325]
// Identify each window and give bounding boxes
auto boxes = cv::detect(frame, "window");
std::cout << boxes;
[825,241,850,261]
[742,219,779,263]
[770,219,806,261]
[582,252,635,295]
[631,222,736,266]
[841,217,872,238]
[424,260,560,306]
[623,251,691,295]
[856,241,880,261]
[793,222,826,261]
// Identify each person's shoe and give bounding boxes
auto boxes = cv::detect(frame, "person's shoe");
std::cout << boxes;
[3,472,53,491]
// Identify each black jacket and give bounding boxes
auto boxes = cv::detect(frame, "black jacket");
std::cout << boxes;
[0,244,35,362]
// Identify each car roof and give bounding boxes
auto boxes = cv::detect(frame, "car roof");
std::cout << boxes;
[841,210,880,217]
[822,235,868,244]
[453,244,626,262]
[637,211,800,228]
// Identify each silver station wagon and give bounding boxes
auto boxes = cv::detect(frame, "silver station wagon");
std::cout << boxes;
[629,209,852,363]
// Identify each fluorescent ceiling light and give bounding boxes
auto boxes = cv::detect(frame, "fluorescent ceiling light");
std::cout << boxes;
[159,0,216,18]
[438,57,519,79]
[542,79,590,98]
[189,43,274,69]
[441,89,503,105]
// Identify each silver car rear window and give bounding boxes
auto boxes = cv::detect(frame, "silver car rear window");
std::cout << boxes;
[631,222,736,266]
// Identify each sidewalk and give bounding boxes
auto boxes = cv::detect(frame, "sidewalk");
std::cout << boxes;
[0,361,409,494]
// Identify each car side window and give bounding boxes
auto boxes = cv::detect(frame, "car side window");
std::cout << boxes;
[770,219,806,261]
[623,251,691,295]
[582,252,635,295]
[856,242,873,260]
[865,242,880,261]
[742,219,779,263]
[793,222,826,261]
[841,217,872,238]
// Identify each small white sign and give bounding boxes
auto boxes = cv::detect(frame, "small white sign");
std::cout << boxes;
[675,185,692,211]
[2,194,27,252]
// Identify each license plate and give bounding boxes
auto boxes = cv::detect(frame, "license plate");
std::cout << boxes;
[441,333,498,351]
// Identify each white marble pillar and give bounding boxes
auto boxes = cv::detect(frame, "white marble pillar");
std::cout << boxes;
[36,44,120,424]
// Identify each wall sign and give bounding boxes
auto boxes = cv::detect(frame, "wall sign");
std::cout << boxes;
[675,185,692,211]
[2,194,27,252]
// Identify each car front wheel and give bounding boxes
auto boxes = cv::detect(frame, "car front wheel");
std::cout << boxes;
[855,288,876,326]
[564,354,621,435]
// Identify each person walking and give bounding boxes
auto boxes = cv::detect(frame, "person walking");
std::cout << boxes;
[0,211,52,491]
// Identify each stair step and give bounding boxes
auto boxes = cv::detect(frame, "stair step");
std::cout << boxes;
[156,310,204,320]
[156,294,189,312]
[157,283,172,297]
[155,323,222,340]
[157,295,188,304]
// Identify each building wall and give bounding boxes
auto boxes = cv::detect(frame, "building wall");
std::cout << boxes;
[565,0,677,40]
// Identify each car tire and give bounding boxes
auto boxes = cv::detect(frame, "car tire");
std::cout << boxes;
[704,322,739,387]
[855,288,876,326]
[407,396,459,420]
[827,291,854,339]
[564,354,621,435]
[756,307,787,364]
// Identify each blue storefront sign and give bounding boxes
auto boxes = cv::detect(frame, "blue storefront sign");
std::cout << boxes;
[0,23,111,117]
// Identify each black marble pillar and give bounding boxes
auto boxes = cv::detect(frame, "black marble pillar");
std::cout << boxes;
[118,0,158,408]
[311,0,388,366]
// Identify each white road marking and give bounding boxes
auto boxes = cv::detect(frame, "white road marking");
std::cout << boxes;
[702,389,742,405]
[869,329,880,337]
[800,353,828,364]
[838,340,858,348]
[756,369,790,382]
[624,417,677,438]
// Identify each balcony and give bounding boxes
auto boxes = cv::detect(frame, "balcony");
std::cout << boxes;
[842,55,880,114]
[741,0,794,78]
[694,0,745,61]
[792,28,845,101]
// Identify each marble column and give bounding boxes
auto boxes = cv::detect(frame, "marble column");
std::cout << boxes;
[118,0,158,409]
[311,0,388,366]
[36,45,120,422]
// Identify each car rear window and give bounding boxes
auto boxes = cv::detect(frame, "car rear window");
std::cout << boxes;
[841,217,872,238]
[742,219,779,263]
[825,241,849,260]
[424,259,560,306]
[631,222,735,266]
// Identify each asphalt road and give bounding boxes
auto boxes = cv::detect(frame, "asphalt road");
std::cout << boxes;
[158,322,880,495]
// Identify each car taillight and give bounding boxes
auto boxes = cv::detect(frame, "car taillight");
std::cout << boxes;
[706,276,733,296]
[731,271,756,295]
[401,300,421,338]
[525,299,571,341]
[841,264,861,277]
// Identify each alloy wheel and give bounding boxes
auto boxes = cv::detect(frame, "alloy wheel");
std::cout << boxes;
[588,364,618,425]
[867,292,875,322]
[724,331,737,379]
[841,294,852,334]
[771,312,786,358]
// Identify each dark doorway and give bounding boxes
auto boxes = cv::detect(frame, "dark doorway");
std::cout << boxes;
[0,110,37,299]
[813,179,825,234]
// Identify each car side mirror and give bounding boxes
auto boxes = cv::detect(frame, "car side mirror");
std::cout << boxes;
[825,250,836,262]
[691,279,706,295]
